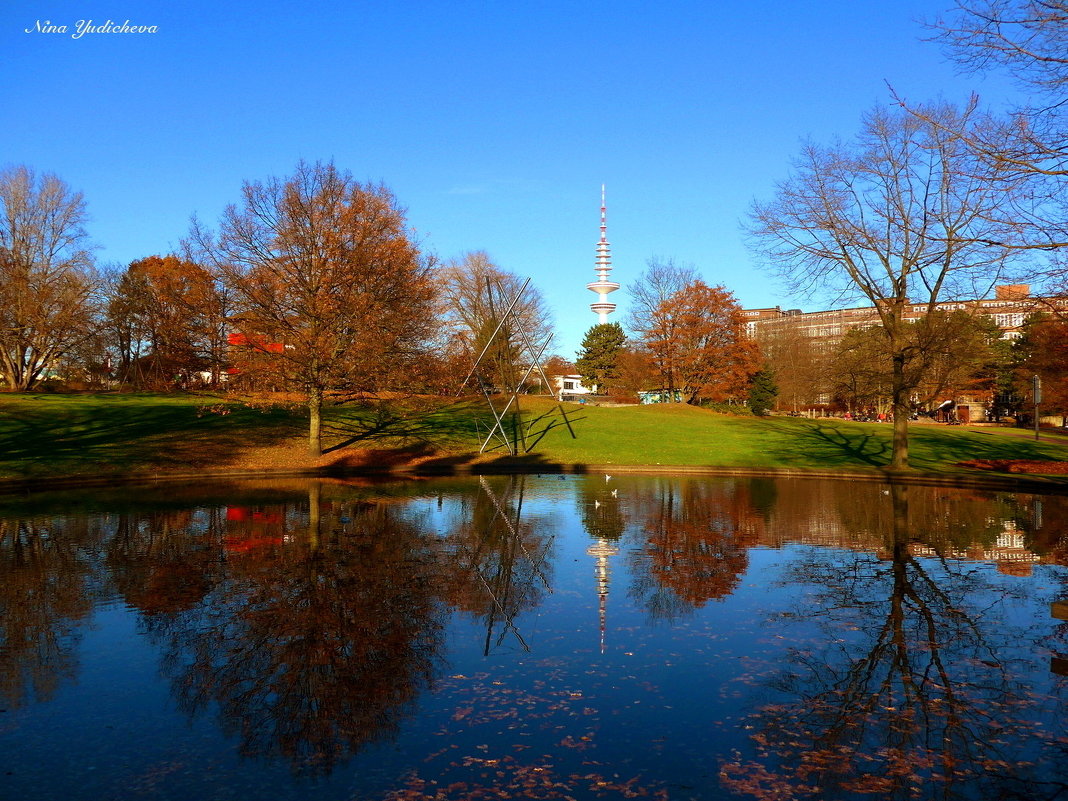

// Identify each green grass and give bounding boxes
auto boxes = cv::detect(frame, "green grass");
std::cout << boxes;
[0,392,1066,481]
[0,392,301,477]
[503,400,1068,474]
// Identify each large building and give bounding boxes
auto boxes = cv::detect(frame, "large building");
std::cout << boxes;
[742,284,1049,344]
[742,285,1066,419]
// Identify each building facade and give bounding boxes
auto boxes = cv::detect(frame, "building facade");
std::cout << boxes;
[742,285,1066,418]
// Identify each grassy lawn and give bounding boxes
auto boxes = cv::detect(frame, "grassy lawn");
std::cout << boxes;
[1,392,1066,481]
[506,400,1068,474]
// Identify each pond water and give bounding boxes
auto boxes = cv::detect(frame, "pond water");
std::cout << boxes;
[1,474,1068,800]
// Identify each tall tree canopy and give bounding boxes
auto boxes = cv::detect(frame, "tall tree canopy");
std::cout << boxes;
[749,103,1028,468]
[0,166,96,391]
[921,1,1068,275]
[1014,313,1068,417]
[575,322,626,394]
[643,280,760,405]
[439,251,552,393]
[831,312,1005,414]
[191,161,436,456]
[104,255,229,388]
[626,258,699,337]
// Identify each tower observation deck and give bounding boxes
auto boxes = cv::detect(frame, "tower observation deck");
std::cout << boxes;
[587,185,619,324]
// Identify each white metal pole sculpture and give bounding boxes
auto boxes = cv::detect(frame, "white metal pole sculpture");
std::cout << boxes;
[457,278,570,455]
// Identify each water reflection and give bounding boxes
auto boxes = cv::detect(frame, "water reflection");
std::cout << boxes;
[0,476,1066,799]
[440,476,555,656]
[627,479,766,621]
[721,483,1063,801]
[140,485,446,775]
[0,515,95,707]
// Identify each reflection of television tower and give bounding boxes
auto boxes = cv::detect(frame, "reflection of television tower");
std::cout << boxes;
[587,185,620,323]
[586,538,619,654]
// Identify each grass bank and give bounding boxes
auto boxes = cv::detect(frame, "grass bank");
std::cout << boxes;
[1,392,1066,484]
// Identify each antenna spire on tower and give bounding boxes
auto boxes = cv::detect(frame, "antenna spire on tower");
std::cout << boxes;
[588,185,619,324]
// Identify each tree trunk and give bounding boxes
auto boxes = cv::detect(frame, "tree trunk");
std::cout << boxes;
[308,385,323,457]
[307,481,321,550]
[890,351,910,470]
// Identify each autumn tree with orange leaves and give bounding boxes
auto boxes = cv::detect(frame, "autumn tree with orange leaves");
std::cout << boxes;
[191,161,437,457]
[105,255,230,388]
[641,280,760,404]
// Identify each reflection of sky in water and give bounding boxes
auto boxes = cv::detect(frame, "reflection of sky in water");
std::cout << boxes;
[0,475,1067,800]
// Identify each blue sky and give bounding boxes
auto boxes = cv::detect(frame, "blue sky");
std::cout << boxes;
[2,1,1018,356]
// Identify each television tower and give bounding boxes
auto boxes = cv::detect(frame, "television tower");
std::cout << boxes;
[588,185,619,323]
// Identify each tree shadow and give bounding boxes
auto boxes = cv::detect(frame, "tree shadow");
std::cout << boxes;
[0,396,303,478]
[757,418,1068,472]
[755,419,892,467]
[320,400,491,454]
[321,399,586,462]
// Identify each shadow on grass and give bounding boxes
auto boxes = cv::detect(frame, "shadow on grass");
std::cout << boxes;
[0,397,303,477]
[756,417,1068,472]
[321,400,584,458]
[906,426,1067,471]
[412,451,591,476]
[321,400,492,454]
[801,421,890,467]
[755,419,891,468]
[0,394,587,480]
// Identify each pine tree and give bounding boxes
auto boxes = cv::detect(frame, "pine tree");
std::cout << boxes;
[575,323,626,395]
[748,368,778,416]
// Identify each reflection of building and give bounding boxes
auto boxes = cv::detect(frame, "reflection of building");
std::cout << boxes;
[587,537,618,654]
[905,520,1041,576]
[223,506,284,554]
[744,481,1063,571]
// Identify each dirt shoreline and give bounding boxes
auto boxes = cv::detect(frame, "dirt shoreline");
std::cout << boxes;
[2,456,1068,497]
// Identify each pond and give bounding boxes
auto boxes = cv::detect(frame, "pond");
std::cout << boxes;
[1,474,1067,800]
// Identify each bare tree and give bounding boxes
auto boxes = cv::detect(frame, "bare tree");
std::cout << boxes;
[932,0,1068,82]
[0,166,96,391]
[438,251,552,392]
[918,1,1068,255]
[191,161,436,457]
[755,319,831,412]
[625,257,699,336]
[748,104,1028,468]
[832,312,1004,415]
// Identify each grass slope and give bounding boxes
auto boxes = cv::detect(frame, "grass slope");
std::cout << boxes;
[508,400,1068,473]
[0,393,1065,481]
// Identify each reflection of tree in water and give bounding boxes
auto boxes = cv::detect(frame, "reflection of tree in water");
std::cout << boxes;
[148,484,447,775]
[439,475,554,655]
[628,479,764,621]
[0,516,96,708]
[106,507,227,616]
[1025,495,1068,565]
[578,477,626,542]
[722,484,1066,801]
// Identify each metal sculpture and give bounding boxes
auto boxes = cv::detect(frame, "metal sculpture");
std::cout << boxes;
[457,277,573,455]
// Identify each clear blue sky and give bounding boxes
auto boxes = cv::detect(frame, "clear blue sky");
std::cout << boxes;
[2,0,1017,357]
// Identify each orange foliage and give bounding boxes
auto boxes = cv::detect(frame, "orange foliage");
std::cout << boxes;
[644,281,761,403]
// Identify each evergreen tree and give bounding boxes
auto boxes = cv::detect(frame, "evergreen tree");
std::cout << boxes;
[748,368,778,416]
[575,323,626,395]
